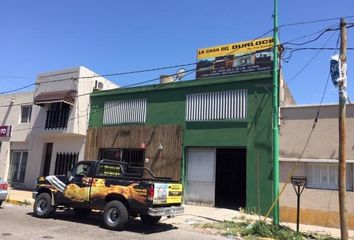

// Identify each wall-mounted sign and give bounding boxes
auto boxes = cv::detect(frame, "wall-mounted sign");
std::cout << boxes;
[0,126,12,137]
[196,37,274,79]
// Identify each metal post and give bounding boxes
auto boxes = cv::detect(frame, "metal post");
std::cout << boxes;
[338,18,348,240]
[272,0,280,225]
[296,185,300,232]
[291,176,307,232]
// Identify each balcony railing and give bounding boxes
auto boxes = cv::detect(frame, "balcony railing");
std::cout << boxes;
[45,109,70,129]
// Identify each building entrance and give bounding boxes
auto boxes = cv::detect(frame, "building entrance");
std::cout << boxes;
[215,148,246,209]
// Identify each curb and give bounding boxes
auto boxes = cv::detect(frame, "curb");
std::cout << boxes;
[5,196,34,206]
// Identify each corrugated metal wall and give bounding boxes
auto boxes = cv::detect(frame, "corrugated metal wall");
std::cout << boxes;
[103,99,147,125]
[186,90,247,121]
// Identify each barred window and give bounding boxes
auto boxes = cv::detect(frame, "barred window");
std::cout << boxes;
[186,90,247,121]
[103,99,147,125]
[54,152,79,175]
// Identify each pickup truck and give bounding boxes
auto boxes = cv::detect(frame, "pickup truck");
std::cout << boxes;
[32,159,184,230]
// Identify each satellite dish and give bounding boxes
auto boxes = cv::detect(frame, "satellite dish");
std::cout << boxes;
[175,68,186,81]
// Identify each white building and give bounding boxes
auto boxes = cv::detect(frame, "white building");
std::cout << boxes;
[0,66,118,189]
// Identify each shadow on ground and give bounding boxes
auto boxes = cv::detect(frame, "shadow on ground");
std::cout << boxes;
[27,210,177,234]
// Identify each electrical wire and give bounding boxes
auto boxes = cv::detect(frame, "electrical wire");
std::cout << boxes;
[0,83,36,94]
[280,24,338,46]
[1,16,354,88]
[283,24,354,47]
[9,29,276,132]
[1,27,275,109]
[279,15,354,28]
[6,20,353,94]
[285,29,338,85]
[264,31,341,220]
[285,47,354,51]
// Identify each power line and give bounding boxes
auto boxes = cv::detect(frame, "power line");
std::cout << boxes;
[285,30,339,85]
[265,32,340,220]
[5,21,349,94]
[279,15,354,28]
[280,24,338,45]
[0,83,36,94]
[282,47,354,60]
[283,24,354,46]
[282,27,334,46]
[0,45,269,109]
[285,47,354,51]
[1,28,274,97]
[1,16,353,86]
[79,63,197,79]
[8,27,277,132]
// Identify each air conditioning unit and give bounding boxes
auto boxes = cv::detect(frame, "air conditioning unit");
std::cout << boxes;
[94,81,104,91]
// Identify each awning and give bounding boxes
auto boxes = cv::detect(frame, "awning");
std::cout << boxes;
[34,90,77,106]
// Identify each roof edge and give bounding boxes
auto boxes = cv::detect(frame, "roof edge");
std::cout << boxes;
[91,71,272,97]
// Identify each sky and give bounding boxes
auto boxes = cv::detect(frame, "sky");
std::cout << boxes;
[0,0,353,104]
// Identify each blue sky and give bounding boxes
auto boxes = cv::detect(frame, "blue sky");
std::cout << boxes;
[0,0,353,104]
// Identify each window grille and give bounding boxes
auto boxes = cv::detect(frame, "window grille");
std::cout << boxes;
[45,102,70,129]
[186,90,247,121]
[103,99,146,125]
[54,152,79,175]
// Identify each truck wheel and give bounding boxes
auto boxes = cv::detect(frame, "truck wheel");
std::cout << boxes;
[103,200,128,230]
[74,208,91,216]
[0,200,3,207]
[33,193,55,218]
[140,214,161,225]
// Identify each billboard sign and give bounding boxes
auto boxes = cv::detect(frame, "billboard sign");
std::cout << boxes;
[0,126,11,137]
[196,37,274,79]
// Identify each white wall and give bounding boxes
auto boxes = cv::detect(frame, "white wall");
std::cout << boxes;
[0,92,35,141]
[0,141,10,180]
[0,66,118,189]
[33,66,118,136]
[74,66,118,135]
[0,92,35,180]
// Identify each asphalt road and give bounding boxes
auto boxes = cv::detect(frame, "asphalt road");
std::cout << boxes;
[0,204,226,240]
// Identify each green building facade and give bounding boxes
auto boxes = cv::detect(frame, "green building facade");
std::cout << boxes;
[87,71,274,214]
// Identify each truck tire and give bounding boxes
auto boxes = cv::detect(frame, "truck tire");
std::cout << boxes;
[140,214,161,225]
[102,200,128,231]
[33,193,55,218]
[0,200,3,207]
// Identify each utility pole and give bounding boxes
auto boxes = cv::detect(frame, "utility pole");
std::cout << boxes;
[338,18,348,240]
[272,0,280,225]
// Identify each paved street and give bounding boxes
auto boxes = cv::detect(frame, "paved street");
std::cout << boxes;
[0,204,226,240]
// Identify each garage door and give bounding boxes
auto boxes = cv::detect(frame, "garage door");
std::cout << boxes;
[185,148,215,206]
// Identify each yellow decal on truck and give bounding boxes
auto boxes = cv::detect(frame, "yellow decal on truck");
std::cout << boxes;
[153,183,183,205]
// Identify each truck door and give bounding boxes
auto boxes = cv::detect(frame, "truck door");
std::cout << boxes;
[62,162,94,208]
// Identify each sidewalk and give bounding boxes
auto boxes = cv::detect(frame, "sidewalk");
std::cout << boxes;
[6,189,354,239]
[163,205,354,239]
[6,188,34,206]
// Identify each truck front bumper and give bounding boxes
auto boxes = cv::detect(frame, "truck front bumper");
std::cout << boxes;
[148,206,184,217]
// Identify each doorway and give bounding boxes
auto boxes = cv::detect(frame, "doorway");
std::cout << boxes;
[215,148,246,209]
[42,143,53,177]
